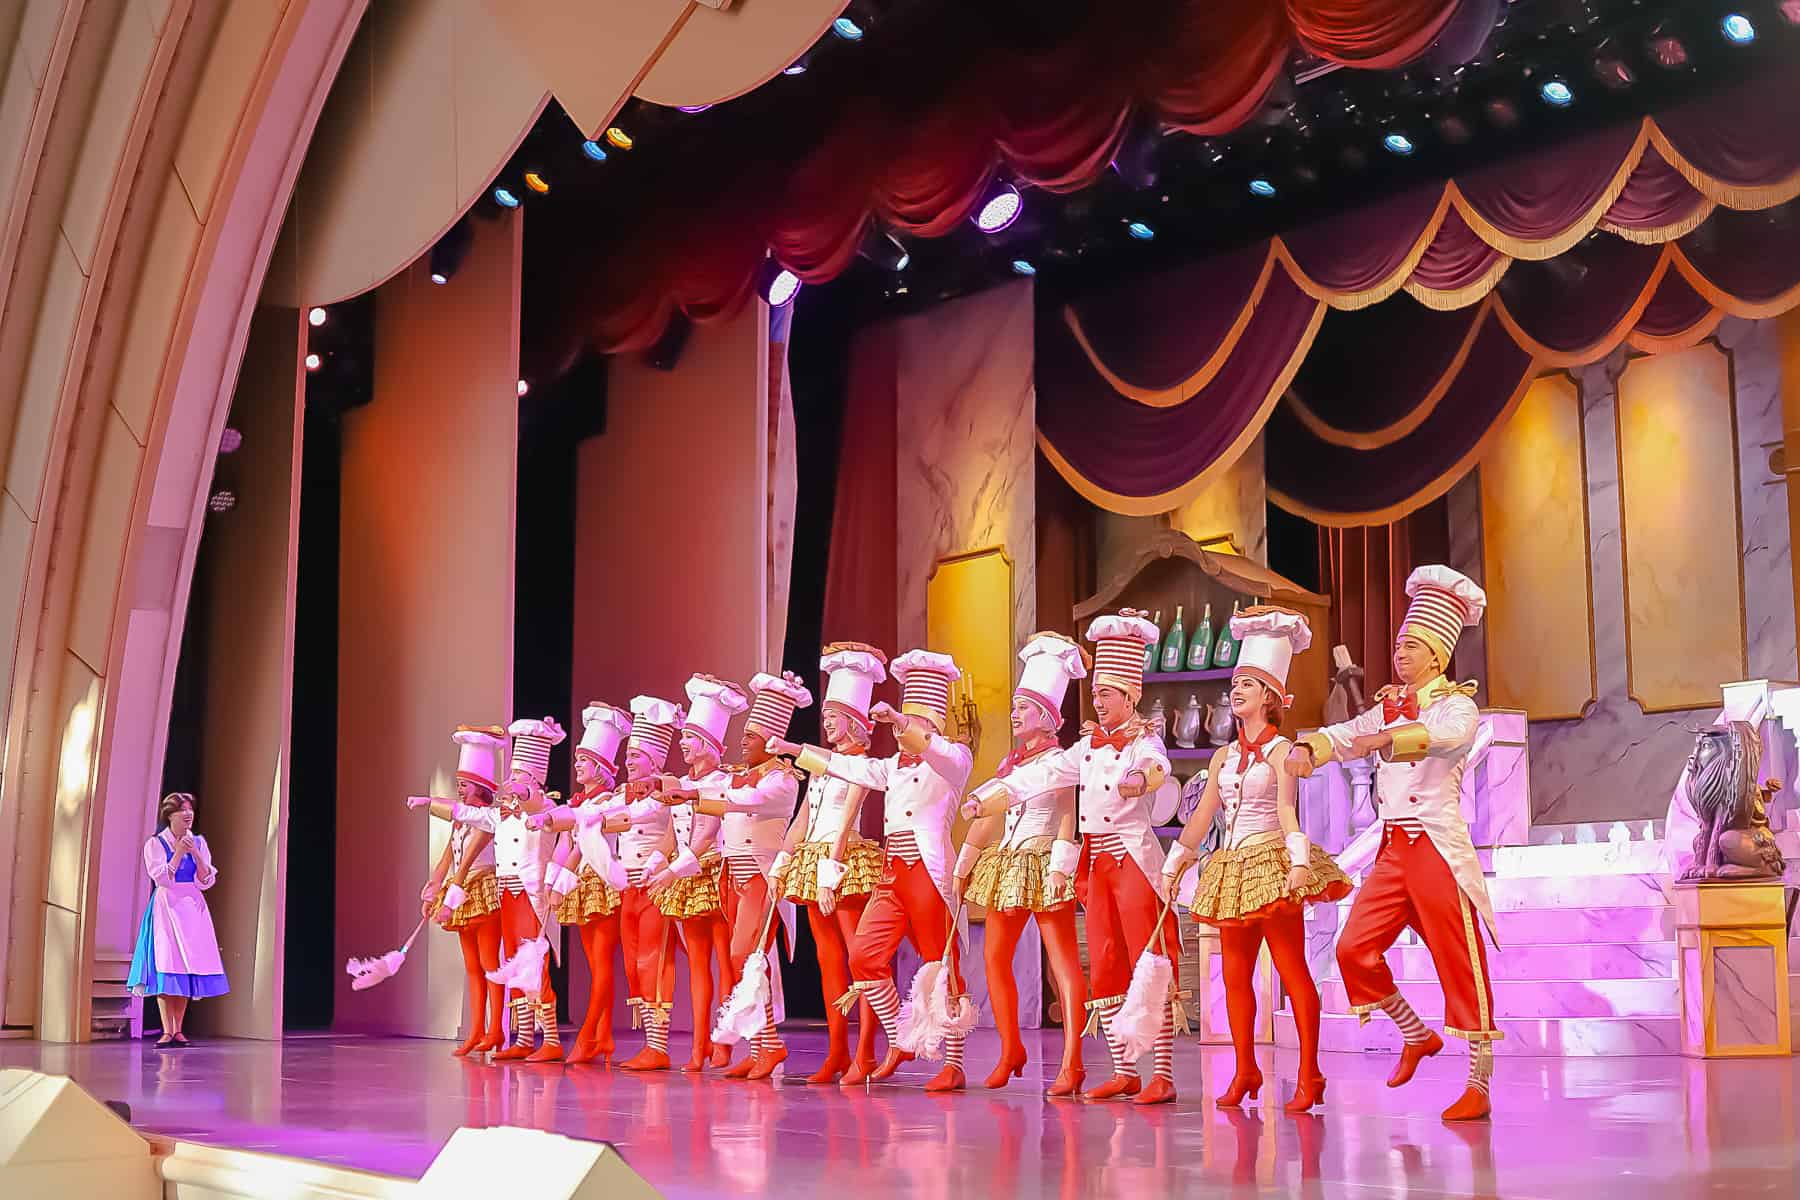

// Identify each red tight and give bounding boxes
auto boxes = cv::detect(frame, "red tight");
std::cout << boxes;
[984,903,1086,1074]
[1218,906,1322,1085]
[804,896,877,1067]
[676,912,737,1061]
[575,915,621,1052]
[456,915,503,1046]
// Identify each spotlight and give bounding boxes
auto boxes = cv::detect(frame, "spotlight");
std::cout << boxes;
[430,272,448,285]
[308,307,327,327]
[757,258,801,307]
[1649,25,1689,67]
[1539,79,1573,107]
[219,428,243,454]
[860,227,910,272]
[604,127,633,151]
[1383,132,1416,155]
[973,181,1022,233]
[1485,97,1520,128]
[428,221,473,287]
[1011,259,1036,276]
[677,104,712,114]
[1783,1,1800,26]
[783,59,809,76]
[208,490,237,514]
[1721,14,1756,43]
[304,353,321,370]
[523,170,550,194]
[831,16,864,40]
[581,139,608,162]
[516,379,530,398]
[1590,40,1635,89]
[1127,221,1155,240]
[1248,177,1277,197]
[493,187,520,208]
[1436,114,1473,144]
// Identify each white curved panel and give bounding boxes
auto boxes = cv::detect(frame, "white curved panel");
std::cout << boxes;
[635,0,848,108]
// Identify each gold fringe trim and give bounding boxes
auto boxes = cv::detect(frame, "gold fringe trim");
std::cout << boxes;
[1188,840,1352,925]
[1349,993,1393,1027]
[1404,253,1514,311]
[439,871,500,929]
[553,864,621,924]
[1600,199,1717,245]
[833,981,872,1016]
[1445,123,1649,262]
[1082,994,1125,1038]
[652,866,724,919]
[1490,245,1673,367]
[965,845,1075,913]
[1626,307,1724,355]
[1646,123,1800,212]
[1272,186,1453,312]
[1170,992,1193,1039]
[1446,1025,1508,1043]
[1671,244,1800,320]
[779,839,884,904]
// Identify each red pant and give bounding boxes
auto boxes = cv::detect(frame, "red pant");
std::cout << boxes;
[621,885,674,1009]
[850,856,963,990]
[499,888,554,1002]
[1079,845,1180,1000]
[1336,824,1499,1041]
[721,872,781,970]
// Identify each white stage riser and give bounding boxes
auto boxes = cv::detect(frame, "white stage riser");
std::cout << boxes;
[1316,978,1678,1019]
[1276,1011,1686,1057]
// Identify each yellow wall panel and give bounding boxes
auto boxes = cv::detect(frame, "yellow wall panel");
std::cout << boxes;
[1480,374,1596,719]
[1616,344,1746,712]
[65,407,143,675]
[926,548,1014,793]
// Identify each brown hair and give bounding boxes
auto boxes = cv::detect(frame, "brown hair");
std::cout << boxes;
[158,792,196,828]
[1231,684,1286,740]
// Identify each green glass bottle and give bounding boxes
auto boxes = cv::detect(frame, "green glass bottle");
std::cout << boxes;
[1186,603,1214,671]
[1143,610,1164,675]
[1158,605,1187,673]
[1212,600,1242,668]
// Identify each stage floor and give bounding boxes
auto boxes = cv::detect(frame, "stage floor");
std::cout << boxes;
[5,1028,1799,1197]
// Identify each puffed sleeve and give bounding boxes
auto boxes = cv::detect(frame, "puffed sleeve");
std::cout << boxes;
[921,734,974,791]
[1300,704,1389,765]
[192,835,219,890]
[143,838,175,886]
[796,748,893,792]
[449,804,498,832]
[1390,693,1479,763]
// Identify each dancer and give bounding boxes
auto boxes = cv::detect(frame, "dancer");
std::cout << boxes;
[421,726,506,1057]
[660,670,812,1080]
[1287,566,1499,1122]
[646,675,747,1072]
[1164,608,1350,1112]
[128,792,229,1045]
[767,643,886,1084]
[788,649,972,1091]
[981,609,1179,1104]
[545,704,632,1065]
[954,632,1090,1096]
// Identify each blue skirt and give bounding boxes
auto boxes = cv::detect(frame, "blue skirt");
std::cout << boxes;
[127,900,229,1000]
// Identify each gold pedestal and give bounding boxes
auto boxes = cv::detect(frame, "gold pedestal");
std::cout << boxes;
[1674,881,1792,1058]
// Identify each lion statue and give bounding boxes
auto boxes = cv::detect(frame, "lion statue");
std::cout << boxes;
[1678,721,1785,882]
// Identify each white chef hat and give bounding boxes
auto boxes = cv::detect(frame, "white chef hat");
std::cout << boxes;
[819,642,888,734]
[1015,632,1090,724]
[575,702,632,783]
[890,649,961,731]
[1085,609,1159,702]
[746,671,813,740]
[1401,565,1487,672]
[453,725,507,792]
[1229,607,1313,707]
[627,695,685,771]
[507,717,566,786]
[683,674,749,755]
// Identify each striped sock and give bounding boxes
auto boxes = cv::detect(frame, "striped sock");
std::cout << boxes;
[538,1002,560,1047]
[863,980,902,1042]
[510,996,534,1047]
[945,1033,965,1072]
[1152,1007,1175,1084]
[762,998,781,1050]
[1380,992,1432,1044]
[646,1013,669,1055]
[1468,1043,1494,1094]
[1099,1011,1138,1079]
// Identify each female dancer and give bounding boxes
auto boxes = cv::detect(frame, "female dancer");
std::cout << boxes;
[128,792,229,1045]
[1163,607,1350,1112]
[422,726,506,1056]
[955,632,1091,1096]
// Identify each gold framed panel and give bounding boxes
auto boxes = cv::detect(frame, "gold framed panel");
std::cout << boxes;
[925,546,1015,792]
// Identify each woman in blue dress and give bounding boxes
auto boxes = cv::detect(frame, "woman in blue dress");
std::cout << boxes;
[128,792,229,1045]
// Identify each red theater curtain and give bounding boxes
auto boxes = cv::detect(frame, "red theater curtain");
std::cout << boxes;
[1317,499,1450,697]
[1287,0,1461,67]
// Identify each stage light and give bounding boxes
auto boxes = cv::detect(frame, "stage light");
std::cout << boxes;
[308,307,327,326]
[1539,79,1573,107]
[605,127,633,150]
[1591,40,1635,89]
[1011,259,1036,276]
[860,228,910,272]
[1248,177,1276,197]
[304,353,321,370]
[1383,132,1415,156]
[832,16,864,40]
[757,259,801,307]
[517,379,530,397]
[1127,221,1155,240]
[581,139,608,162]
[783,60,808,76]
[678,104,712,114]
[219,428,243,454]
[1485,97,1519,128]
[493,187,520,208]
[428,221,472,286]
[430,272,448,285]
[1721,14,1756,43]
[523,171,550,194]
[208,490,236,514]
[1783,0,1800,26]
[1436,114,1473,144]
[973,182,1022,233]
[1649,25,1689,67]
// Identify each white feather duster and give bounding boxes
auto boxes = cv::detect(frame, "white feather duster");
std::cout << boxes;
[895,958,979,1060]
[486,935,551,998]
[344,919,427,991]
[1110,947,1176,1061]
[712,952,770,1046]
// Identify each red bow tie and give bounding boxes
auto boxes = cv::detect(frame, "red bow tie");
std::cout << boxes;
[898,753,924,769]
[1383,692,1421,723]
[1089,729,1133,753]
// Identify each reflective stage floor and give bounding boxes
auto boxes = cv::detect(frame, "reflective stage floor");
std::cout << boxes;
[5,1028,1798,1197]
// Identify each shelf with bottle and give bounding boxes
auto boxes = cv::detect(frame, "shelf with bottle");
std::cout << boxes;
[1140,667,1234,684]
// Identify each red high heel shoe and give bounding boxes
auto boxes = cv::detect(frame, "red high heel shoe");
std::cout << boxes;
[748,1043,788,1081]
[869,1048,914,1082]
[565,1037,600,1065]
[1083,1074,1142,1101]
[1216,1070,1263,1107]
[452,1030,486,1058]
[1046,1066,1085,1099]
[806,1054,850,1085]
[1284,1077,1326,1113]
[984,1050,1028,1090]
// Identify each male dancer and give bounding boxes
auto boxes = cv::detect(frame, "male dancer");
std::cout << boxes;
[1288,565,1499,1121]
[660,670,811,1079]
[982,610,1180,1104]
[783,650,972,1092]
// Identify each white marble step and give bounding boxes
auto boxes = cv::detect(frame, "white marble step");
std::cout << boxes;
[1528,821,1663,846]
[1375,941,1676,982]
[1318,977,1678,1019]
[1488,871,1669,911]
[1275,1011,1680,1057]
[1482,839,1669,879]
[1492,904,1675,945]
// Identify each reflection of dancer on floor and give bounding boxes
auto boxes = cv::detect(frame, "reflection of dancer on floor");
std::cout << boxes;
[955,632,1091,1096]
[788,649,973,1092]
[128,792,229,1046]
[661,670,813,1080]
[421,726,505,1057]
[1165,608,1350,1113]
[769,643,886,1084]
[544,704,632,1065]
[643,674,746,1072]
[1288,566,1500,1122]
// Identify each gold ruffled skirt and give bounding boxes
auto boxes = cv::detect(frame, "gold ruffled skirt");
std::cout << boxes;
[965,844,1075,913]
[554,864,621,924]
[654,861,724,919]
[1189,839,1351,926]
[779,838,883,905]
[440,870,500,930]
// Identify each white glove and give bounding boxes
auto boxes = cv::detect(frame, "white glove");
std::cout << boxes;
[1286,832,1310,868]
[670,846,702,879]
[954,843,983,879]
[441,884,467,912]
[1162,842,1194,888]
[817,856,848,891]
[771,850,792,880]
[1048,839,1080,879]
[547,865,580,897]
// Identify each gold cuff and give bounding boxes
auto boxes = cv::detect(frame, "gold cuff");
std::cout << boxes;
[795,745,833,776]
[1140,762,1167,791]
[1299,731,1336,766]
[1387,723,1431,763]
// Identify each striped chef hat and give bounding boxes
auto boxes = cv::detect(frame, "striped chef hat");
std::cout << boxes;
[746,670,813,740]
[891,649,962,731]
[507,717,566,786]
[1085,609,1160,702]
[575,702,632,784]
[1400,565,1487,672]
[453,725,507,792]
[684,674,749,755]
[819,642,888,733]
[627,695,685,771]
[1015,632,1090,725]
[1229,607,1313,707]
